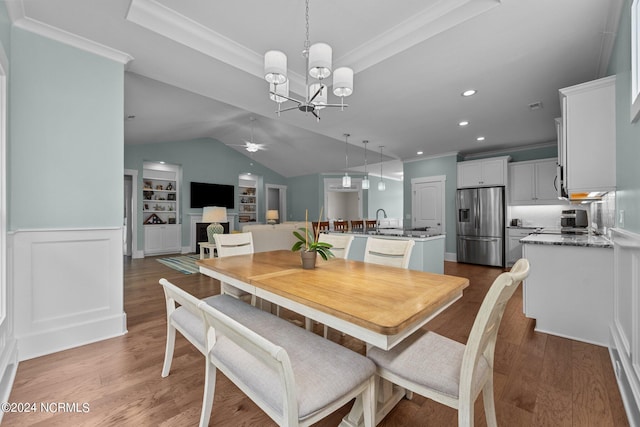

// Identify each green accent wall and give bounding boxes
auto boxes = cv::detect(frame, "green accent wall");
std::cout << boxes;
[367,178,403,220]
[124,138,287,246]
[403,155,458,254]
[609,0,640,233]
[10,28,124,230]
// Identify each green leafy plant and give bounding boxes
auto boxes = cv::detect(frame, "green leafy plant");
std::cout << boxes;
[291,208,334,260]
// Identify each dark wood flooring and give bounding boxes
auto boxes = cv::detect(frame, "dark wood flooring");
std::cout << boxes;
[2,255,629,426]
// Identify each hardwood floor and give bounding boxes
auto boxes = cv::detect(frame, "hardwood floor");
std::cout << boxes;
[3,256,629,426]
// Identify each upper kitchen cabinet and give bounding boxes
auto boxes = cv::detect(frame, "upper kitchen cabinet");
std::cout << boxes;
[558,75,616,200]
[509,158,563,205]
[457,156,510,188]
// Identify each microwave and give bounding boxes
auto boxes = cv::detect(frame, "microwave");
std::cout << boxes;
[560,209,588,228]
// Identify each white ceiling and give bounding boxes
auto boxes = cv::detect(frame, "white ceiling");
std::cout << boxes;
[8,0,623,178]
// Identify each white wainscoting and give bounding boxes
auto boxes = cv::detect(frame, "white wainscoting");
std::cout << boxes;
[609,228,640,426]
[10,228,127,361]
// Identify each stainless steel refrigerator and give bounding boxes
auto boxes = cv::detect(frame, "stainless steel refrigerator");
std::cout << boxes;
[456,186,505,267]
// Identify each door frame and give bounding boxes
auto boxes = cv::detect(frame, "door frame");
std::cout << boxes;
[124,169,139,258]
[265,184,287,223]
[411,175,446,233]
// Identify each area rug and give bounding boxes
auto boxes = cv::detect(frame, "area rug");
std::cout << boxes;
[156,254,200,274]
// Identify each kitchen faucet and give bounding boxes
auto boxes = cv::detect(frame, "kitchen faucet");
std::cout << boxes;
[375,208,387,232]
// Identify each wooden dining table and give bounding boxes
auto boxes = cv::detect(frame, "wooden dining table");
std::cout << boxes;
[197,250,469,426]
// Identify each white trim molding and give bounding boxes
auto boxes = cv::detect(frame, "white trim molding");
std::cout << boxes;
[609,228,640,426]
[5,0,133,65]
[10,228,127,361]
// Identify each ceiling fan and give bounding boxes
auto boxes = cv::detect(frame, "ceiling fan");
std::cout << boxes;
[229,117,268,153]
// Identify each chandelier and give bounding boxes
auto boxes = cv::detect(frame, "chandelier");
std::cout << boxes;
[263,0,354,121]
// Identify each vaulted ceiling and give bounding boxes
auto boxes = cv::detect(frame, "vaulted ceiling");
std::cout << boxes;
[7,0,623,178]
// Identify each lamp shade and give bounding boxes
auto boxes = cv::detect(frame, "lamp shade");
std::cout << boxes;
[264,50,287,84]
[308,43,332,79]
[362,176,370,190]
[333,67,353,97]
[308,83,327,109]
[202,206,228,223]
[266,210,279,223]
[270,81,289,103]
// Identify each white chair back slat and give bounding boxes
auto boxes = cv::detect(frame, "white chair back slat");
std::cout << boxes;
[363,237,415,269]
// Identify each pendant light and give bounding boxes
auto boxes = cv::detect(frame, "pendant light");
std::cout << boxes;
[342,133,351,188]
[362,140,370,190]
[378,145,386,191]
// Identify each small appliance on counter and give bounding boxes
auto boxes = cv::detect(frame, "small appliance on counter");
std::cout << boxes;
[510,218,522,227]
[560,209,588,234]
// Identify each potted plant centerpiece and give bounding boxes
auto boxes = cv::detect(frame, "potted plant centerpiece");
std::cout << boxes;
[291,209,333,269]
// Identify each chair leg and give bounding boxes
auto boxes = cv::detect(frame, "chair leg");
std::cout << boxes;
[161,324,176,378]
[482,377,498,427]
[250,294,257,306]
[199,359,217,427]
[323,324,329,339]
[458,398,474,427]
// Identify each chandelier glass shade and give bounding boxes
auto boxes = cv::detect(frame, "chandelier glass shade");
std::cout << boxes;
[362,140,370,190]
[263,0,354,121]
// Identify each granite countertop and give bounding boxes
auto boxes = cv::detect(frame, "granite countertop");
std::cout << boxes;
[520,233,613,248]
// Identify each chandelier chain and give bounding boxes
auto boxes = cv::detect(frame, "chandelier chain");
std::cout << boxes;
[304,0,311,54]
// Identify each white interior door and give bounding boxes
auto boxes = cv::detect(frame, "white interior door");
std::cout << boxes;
[411,176,445,234]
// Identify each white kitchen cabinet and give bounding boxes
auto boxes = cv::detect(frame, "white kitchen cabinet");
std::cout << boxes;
[506,228,532,266]
[508,158,562,205]
[144,224,181,255]
[559,75,616,199]
[522,241,613,346]
[457,156,509,188]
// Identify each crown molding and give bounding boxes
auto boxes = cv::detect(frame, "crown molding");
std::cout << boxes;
[126,0,307,94]
[337,0,501,73]
[125,0,500,94]
[403,151,460,163]
[6,0,133,65]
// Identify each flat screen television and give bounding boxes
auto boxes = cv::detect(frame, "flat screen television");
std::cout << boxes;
[190,181,235,209]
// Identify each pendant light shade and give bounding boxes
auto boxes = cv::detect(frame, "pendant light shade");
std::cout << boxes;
[269,81,289,103]
[343,133,350,188]
[378,145,386,191]
[333,67,354,97]
[308,43,332,79]
[264,50,287,84]
[362,140,370,190]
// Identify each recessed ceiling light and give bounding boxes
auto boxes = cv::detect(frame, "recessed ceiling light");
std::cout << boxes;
[462,89,477,97]
[458,120,469,126]
[476,136,485,142]
[417,151,423,155]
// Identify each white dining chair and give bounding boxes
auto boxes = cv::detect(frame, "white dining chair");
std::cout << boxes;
[318,233,354,260]
[214,232,256,306]
[158,278,215,377]
[197,296,376,427]
[363,237,415,269]
[367,258,530,427]
[317,233,355,338]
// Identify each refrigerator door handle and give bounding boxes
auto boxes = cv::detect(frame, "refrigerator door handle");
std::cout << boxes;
[475,193,480,229]
[460,236,499,242]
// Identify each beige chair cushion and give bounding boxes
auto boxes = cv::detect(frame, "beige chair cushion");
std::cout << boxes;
[367,330,489,399]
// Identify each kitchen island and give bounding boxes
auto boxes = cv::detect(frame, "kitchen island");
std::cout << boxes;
[521,232,613,346]
[329,231,445,274]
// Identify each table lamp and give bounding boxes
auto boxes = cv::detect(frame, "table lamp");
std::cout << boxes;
[203,206,227,243]
[266,209,279,224]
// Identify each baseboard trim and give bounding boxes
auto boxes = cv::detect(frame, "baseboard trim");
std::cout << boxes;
[0,337,18,423]
[610,326,640,426]
[444,252,457,262]
[17,313,127,361]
